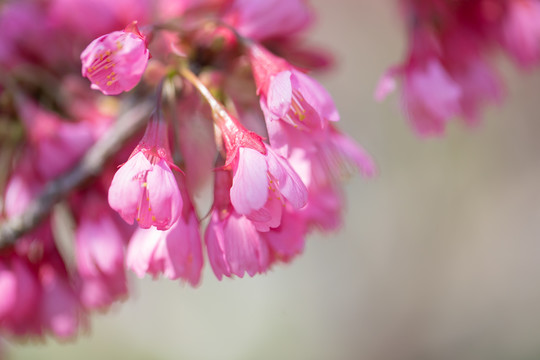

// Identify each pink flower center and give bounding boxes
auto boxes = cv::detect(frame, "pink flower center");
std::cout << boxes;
[86,41,124,88]
[285,90,307,125]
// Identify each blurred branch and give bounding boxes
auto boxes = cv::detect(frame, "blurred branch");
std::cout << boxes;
[0,99,153,249]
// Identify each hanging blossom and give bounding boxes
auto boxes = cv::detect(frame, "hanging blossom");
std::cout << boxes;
[126,175,203,285]
[0,0,372,341]
[248,42,340,154]
[205,170,271,279]
[81,21,150,95]
[108,111,182,230]
[376,0,540,137]
[209,98,309,230]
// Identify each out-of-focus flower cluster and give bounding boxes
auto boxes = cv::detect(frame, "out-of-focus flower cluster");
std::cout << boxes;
[377,0,540,137]
[0,0,373,340]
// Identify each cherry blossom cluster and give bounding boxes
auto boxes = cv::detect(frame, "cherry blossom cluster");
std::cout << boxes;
[377,0,540,137]
[0,0,373,340]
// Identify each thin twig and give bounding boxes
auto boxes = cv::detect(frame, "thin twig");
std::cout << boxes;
[0,99,153,249]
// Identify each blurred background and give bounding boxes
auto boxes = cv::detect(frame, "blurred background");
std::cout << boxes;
[9,0,540,359]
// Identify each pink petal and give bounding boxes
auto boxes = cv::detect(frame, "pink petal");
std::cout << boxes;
[81,29,149,95]
[403,60,461,137]
[223,214,269,278]
[266,147,307,209]
[267,70,293,118]
[292,69,339,122]
[249,194,283,232]
[375,68,397,101]
[127,213,202,285]
[76,214,125,277]
[230,147,269,214]
[144,159,182,230]
[126,227,160,278]
[263,209,306,259]
[108,152,152,224]
[40,268,81,338]
[0,262,17,320]
[205,213,231,280]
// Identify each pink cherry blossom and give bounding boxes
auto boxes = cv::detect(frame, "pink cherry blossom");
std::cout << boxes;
[207,93,307,231]
[501,0,540,68]
[108,115,182,230]
[303,184,345,232]
[205,169,271,279]
[230,145,307,229]
[126,209,203,286]
[222,0,312,41]
[108,152,182,230]
[401,60,462,137]
[205,210,270,280]
[283,125,375,231]
[450,58,503,125]
[378,0,540,136]
[316,127,377,182]
[250,44,339,132]
[81,22,150,95]
[261,206,307,262]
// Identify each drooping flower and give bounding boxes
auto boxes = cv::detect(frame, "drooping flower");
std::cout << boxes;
[81,22,150,95]
[260,205,307,262]
[377,0,536,136]
[230,145,307,229]
[249,43,339,134]
[210,101,308,230]
[108,113,182,230]
[449,57,503,125]
[401,59,462,137]
[205,210,270,279]
[205,170,270,279]
[126,175,203,286]
[127,209,203,285]
[278,124,374,232]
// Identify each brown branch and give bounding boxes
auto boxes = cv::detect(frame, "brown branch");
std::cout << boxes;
[0,99,153,249]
